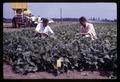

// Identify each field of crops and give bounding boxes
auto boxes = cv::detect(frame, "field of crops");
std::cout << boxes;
[3,22,117,79]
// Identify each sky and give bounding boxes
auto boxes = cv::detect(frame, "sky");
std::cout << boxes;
[3,3,117,20]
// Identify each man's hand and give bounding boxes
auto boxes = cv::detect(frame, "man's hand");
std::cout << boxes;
[80,33,91,36]
[80,33,88,35]
[40,33,48,37]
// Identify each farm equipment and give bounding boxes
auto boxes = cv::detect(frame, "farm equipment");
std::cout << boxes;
[11,3,33,28]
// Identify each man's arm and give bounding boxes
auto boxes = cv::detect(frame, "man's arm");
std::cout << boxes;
[80,26,89,35]
[35,23,41,32]
[48,26,54,34]
[86,24,97,40]
[47,26,57,39]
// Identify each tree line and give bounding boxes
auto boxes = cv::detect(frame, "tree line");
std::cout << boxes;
[3,18,117,23]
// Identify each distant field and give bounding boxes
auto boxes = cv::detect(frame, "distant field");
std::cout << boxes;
[3,22,78,27]
[3,22,78,32]
[3,23,12,28]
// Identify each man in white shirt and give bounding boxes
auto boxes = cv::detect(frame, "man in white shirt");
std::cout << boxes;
[79,16,97,40]
[35,18,55,38]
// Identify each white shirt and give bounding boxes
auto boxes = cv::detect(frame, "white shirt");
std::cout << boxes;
[35,23,54,36]
[38,17,41,22]
[80,22,97,40]
[31,16,36,21]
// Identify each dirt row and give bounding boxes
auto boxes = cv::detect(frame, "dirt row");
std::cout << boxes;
[3,63,108,79]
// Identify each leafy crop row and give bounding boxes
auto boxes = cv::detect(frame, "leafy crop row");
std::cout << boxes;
[3,23,117,78]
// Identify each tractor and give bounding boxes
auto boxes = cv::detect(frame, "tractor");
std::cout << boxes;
[11,3,33,28]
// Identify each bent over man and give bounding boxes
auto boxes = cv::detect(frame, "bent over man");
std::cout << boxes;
[35,18,54,38]
[79,16,97,40]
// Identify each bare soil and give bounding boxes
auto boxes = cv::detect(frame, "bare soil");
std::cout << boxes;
[3,63,108,79]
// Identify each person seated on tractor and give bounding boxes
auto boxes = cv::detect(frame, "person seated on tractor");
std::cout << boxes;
[35,18,55,39]
[79,16,97,40]
[12,9,24,28]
